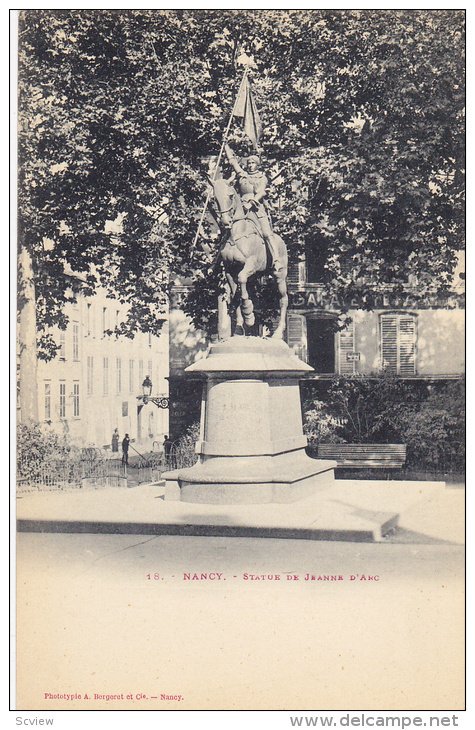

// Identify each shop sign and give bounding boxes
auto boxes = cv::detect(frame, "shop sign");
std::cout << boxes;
[289,289,460,311]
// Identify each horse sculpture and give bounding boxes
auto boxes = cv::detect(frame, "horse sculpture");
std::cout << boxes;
[212,178,288,339]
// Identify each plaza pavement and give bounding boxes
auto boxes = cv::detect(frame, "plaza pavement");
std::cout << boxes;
[16,477,464,544]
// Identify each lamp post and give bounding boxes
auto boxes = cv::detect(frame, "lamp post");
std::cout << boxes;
[137,377,169,410]
[142,376,153,404]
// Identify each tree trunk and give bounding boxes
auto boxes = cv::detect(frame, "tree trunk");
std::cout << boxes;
[18,246,38,424]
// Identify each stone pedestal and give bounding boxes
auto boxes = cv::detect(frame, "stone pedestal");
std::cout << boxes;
[163,337,336,504]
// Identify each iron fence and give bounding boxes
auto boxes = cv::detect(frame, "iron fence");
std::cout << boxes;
[125,450,196,482]
[17,455,127,492]
[17,442,199,493]
[167,442,198,470]
[133,456,167,484]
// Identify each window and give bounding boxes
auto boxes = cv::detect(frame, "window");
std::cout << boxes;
[287,257,305,289]
[148,360,153,383]
[87,356,94,395]
[286,313,307,361]
[72,322,79,360]
[338,321,357,375]
[59,382,66,418]
[103,357,109,395]
[86,303,91,336]
[44,383,51,420]
[380,313,417,376]
[102,307,108,336]
[138,359,144,387]
[91,307,97,337]
[116,358,122,394]
[305,236,330,284]
[306,317,336,374]
[73,382,80,417]
[129,360,134,394]
[89,304,96,338]
[115,309,120,329]
[59,331,66,359]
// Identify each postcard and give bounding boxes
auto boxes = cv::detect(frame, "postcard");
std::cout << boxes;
[13,8,466,715]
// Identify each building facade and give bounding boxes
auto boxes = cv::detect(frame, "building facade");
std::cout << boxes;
[36,288,169,452]
[285,250,465,381]
[167,250,464,439]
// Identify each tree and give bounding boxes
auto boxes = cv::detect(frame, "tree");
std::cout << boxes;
[17,421,80,480]
[302,375,465,472]
[18,9,464,351]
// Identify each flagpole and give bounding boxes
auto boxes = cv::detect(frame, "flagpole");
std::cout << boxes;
[190,68,250,254]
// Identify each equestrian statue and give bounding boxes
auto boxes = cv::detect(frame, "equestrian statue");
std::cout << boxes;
[211,143,289,339]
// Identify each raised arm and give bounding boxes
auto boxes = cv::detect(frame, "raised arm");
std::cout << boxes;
[225,144,246,176]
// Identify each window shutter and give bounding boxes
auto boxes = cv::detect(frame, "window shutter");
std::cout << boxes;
[339,322,355,374]
[288,257,303,288]
[380,314,417,376]
[381,315,398,373]
[286,313,307,361]
[399,315,416,376]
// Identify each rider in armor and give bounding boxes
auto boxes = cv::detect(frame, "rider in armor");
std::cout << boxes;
[224,144,282,272]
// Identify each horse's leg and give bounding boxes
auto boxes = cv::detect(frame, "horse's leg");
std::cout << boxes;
[237,258,258,328]
[218,273,232,340]
[272,269,289,339]
[225,271,245,335]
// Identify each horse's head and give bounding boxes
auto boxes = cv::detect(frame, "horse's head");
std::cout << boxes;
[212,179,239,231]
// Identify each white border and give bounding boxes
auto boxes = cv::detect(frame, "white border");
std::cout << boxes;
[5,5,471,729]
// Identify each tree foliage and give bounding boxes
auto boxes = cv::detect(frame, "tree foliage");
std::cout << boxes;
[17,422,80,478]
[18,9,464,351]
[171,420,201,469]
[303,375,465,472]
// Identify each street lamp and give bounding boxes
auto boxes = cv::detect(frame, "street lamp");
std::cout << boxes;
[142,376,152,403]
[137,377,169,410]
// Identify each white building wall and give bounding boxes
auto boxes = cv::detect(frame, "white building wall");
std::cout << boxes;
[286,307,464,378]
[348,309,464,377]
[37,289,169,452]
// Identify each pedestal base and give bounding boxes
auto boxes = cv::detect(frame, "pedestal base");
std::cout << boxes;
[164,455,336,504]
[164,336,336,505]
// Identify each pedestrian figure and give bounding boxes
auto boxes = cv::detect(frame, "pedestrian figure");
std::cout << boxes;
[163,435,173,463]
[111,428,119,453]
[122,433,130,466]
